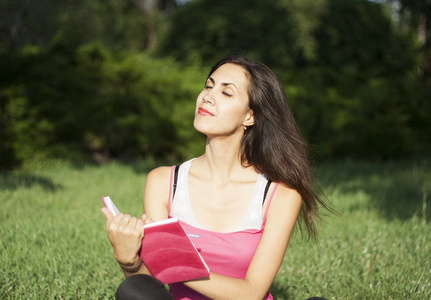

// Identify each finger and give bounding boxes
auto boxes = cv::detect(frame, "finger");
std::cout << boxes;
[141,214,154,225]
[101,207,115,232]
[128,218,144,240]
[121,214,132,222]
[101,207,114,220]
[135,218,145,237]
[109,213,129,233]
[127,216,138,228]
[112,213,128,223]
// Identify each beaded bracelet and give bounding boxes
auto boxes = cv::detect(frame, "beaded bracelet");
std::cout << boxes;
[117,257,143,273]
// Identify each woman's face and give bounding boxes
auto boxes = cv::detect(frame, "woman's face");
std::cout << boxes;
[193,63,254,137]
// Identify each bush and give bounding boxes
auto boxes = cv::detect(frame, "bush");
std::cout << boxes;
[284,68,431,159]
[0,41,206,169]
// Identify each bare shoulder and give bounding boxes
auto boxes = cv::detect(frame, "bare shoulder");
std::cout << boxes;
[146,166,172,184]
[274,183,302,203]
[144,166,173,200]
[266,183,302,223]
[143,166,174,221]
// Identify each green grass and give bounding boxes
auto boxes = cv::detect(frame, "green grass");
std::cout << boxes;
[1,158,430,299]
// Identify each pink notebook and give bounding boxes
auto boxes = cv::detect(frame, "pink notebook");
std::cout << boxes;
[140,218,210,284]
[102,196,210,284]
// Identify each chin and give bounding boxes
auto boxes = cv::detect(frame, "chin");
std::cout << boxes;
[193,121,215,137]
[193,119,206,134]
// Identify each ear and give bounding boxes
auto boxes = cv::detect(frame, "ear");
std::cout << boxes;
[243,109,254,127]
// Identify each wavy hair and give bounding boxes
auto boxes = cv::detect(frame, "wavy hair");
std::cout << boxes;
[208,57,332,241]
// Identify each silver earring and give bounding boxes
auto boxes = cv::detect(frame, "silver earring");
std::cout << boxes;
[244,126,247,130]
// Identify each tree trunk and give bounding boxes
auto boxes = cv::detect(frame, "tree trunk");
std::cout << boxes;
[131,0,158,50]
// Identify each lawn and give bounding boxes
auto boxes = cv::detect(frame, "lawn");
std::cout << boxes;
[1,158,430,299]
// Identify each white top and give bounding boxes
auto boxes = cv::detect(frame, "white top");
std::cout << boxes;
[170,159,268,231]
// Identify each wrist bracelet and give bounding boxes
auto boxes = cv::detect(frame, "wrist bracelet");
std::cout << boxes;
[117,257,143,273]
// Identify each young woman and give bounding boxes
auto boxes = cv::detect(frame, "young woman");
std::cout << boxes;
[102,57,330,300]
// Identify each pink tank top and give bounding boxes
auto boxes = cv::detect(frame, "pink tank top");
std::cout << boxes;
[167,161,279,300]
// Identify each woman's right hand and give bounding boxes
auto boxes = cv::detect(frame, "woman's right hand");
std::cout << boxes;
[101,207,150,264]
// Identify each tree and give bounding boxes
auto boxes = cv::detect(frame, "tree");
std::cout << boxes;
[390,0,431,84]
[0,0,65,53]
[0,0,176,54]
[296,0,428,158]
[130,0,177,49]
[157,0,325,68]
[313,0,418,82]
[277,0,326,62]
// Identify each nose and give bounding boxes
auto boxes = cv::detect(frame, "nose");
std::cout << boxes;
[202,91,215,105]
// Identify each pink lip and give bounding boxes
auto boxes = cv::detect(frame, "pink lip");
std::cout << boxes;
[198,107,214,116]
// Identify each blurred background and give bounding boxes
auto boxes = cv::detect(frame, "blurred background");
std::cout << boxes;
[1,1,430,298]
[1,0,430,169]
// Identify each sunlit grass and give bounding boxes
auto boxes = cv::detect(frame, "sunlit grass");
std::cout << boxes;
[1,158,430,299]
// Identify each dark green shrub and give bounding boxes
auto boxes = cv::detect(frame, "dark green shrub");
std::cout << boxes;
[0,41,206,169]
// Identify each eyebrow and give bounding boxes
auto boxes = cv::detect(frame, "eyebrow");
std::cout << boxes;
[208,77,238,90]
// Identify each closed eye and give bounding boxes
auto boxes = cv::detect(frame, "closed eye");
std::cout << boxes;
[205,77,214,89]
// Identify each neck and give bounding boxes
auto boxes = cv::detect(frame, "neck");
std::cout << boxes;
[197,134,253,183]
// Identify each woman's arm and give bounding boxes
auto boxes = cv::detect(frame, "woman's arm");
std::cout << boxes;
[143,166,172,222]
[182,184,302,300]
[101,166,172,277]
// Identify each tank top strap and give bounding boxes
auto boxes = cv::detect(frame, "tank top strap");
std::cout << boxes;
[262,182,279,223]
[168,165,179,215]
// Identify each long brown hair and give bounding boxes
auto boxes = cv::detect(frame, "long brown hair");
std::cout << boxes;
[209,57,333,241]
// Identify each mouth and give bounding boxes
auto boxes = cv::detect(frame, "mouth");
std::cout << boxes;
[198,107,214,116]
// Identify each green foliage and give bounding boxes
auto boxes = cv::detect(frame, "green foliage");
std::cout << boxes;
[314,0,418,80]
[395,0,431,82]
[276,0,326,61]
[0,41,206,169]
[286,70,431,159]
[0,0,151,53]
[0,158,430,298]
[1,0,430,168]
[158,0,312,67]
[275,0,430,159]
